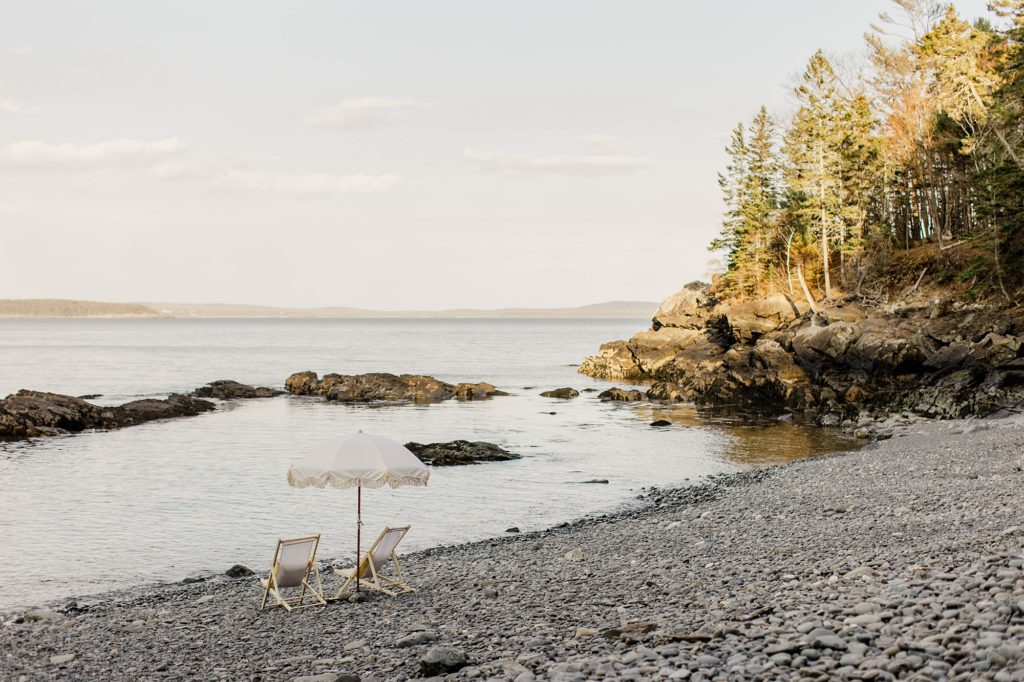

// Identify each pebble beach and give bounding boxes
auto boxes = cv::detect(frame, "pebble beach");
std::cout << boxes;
[2,414,1023,681]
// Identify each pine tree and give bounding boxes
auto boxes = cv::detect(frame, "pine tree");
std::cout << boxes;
[784,51,846,299]
[710,122,750,292]
[710,108,783,296]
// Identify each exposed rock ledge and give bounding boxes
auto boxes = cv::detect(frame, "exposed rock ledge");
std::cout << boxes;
[192,380,283,399]
[0,380,281,441]
[404,440,521,466]
[580,282,1024,425]
[285,372,507,404]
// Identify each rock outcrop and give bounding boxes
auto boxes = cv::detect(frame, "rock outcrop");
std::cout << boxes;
[580,282,1024,424]
[404,440,521,466]
[192,380,282,399]
[1,380,285,441]
[285,372,507,404]
[0,391,215,440]
[540,387,580,399]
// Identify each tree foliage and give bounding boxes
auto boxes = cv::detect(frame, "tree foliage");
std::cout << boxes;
[710,0,1024,303]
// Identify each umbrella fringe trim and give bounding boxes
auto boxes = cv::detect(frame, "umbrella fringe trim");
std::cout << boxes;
[287,472,430,490]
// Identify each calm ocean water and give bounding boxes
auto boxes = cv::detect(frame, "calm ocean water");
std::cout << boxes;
[0,318,854,610]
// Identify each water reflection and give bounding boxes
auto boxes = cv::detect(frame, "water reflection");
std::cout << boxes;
[634,403,861,466]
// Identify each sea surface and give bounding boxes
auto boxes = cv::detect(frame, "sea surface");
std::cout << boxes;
[0,318,855,610]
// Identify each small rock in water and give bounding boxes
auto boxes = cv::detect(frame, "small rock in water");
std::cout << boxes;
[505,526,520,533]
[582,479,609,484]
[225,564,254,578]
[854,427,871,439]
[540,387,579,399]
[420,647,470,676]
[650,419,672,427]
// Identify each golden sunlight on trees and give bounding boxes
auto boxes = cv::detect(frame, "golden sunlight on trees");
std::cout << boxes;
[710,0,1024,304]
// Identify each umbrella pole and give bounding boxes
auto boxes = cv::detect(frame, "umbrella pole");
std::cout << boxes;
[356,483,362,593]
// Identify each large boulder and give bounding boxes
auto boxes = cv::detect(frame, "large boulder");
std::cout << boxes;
[846,331,932,373]
[627,328,704,374]
[404,440,521,466]
[751,338,809,390]
[284,371,320,395]
[578,340,643,381]
[651,282,713,330]
[717,294,801,343]
[791,322,863,365]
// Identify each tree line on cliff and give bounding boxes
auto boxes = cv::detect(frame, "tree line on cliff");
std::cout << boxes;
[711,0,1024,307]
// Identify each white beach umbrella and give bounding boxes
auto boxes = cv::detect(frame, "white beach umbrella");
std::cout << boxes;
[287,431,429,591]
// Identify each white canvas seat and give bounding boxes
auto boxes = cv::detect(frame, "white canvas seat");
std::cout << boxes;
[260,535,327,611]
[333,525,413,598]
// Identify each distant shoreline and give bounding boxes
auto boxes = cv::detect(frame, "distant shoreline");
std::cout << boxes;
[0,298,658,319]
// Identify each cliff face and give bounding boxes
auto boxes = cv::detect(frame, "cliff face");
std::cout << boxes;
[579,282,1024,425]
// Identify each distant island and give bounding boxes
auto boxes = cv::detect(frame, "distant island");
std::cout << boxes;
[0,299,161,318]
[0,298,657,319]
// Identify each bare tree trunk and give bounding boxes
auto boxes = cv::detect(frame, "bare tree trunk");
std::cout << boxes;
[968,82,1022,166]
[994,227,1016,305]
[818,145,832,299]
[785,230,795,297]
[797,262,819,314]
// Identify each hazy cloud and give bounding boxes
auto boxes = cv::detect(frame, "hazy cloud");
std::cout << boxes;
[9,45,33,57]
[0,138,185,169]
[580,134,629,153]
[208,170,406,195]
[0,99,40,114]
[464,148,652,177]
[301,97,433,130]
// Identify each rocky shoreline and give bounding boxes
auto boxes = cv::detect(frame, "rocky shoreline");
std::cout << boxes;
[580,283,1024,428]
[0,380,282,441]
[0,372,510,443]
[285,372,507,404]
[3,414,1022,680]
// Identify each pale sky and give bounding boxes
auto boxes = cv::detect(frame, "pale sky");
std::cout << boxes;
[0,1,992,309]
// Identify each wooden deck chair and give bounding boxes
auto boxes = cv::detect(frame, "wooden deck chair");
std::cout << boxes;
[259,534,327,612]
[333,525,413,599]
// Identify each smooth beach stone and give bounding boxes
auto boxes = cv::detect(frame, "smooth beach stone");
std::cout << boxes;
[23,609,62,623]
[420,647,470,676]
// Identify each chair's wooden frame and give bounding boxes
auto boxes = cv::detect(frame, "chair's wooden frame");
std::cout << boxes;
[332,525,413,599]
[259,534,327,612]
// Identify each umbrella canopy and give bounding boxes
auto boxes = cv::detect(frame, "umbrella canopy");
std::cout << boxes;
[287,432,430,490]
[286,431,428,594]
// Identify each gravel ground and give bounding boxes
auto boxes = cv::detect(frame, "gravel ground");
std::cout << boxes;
[2,415,1023,681]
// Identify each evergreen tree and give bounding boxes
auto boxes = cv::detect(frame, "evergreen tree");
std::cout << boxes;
[784,51,845,299]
